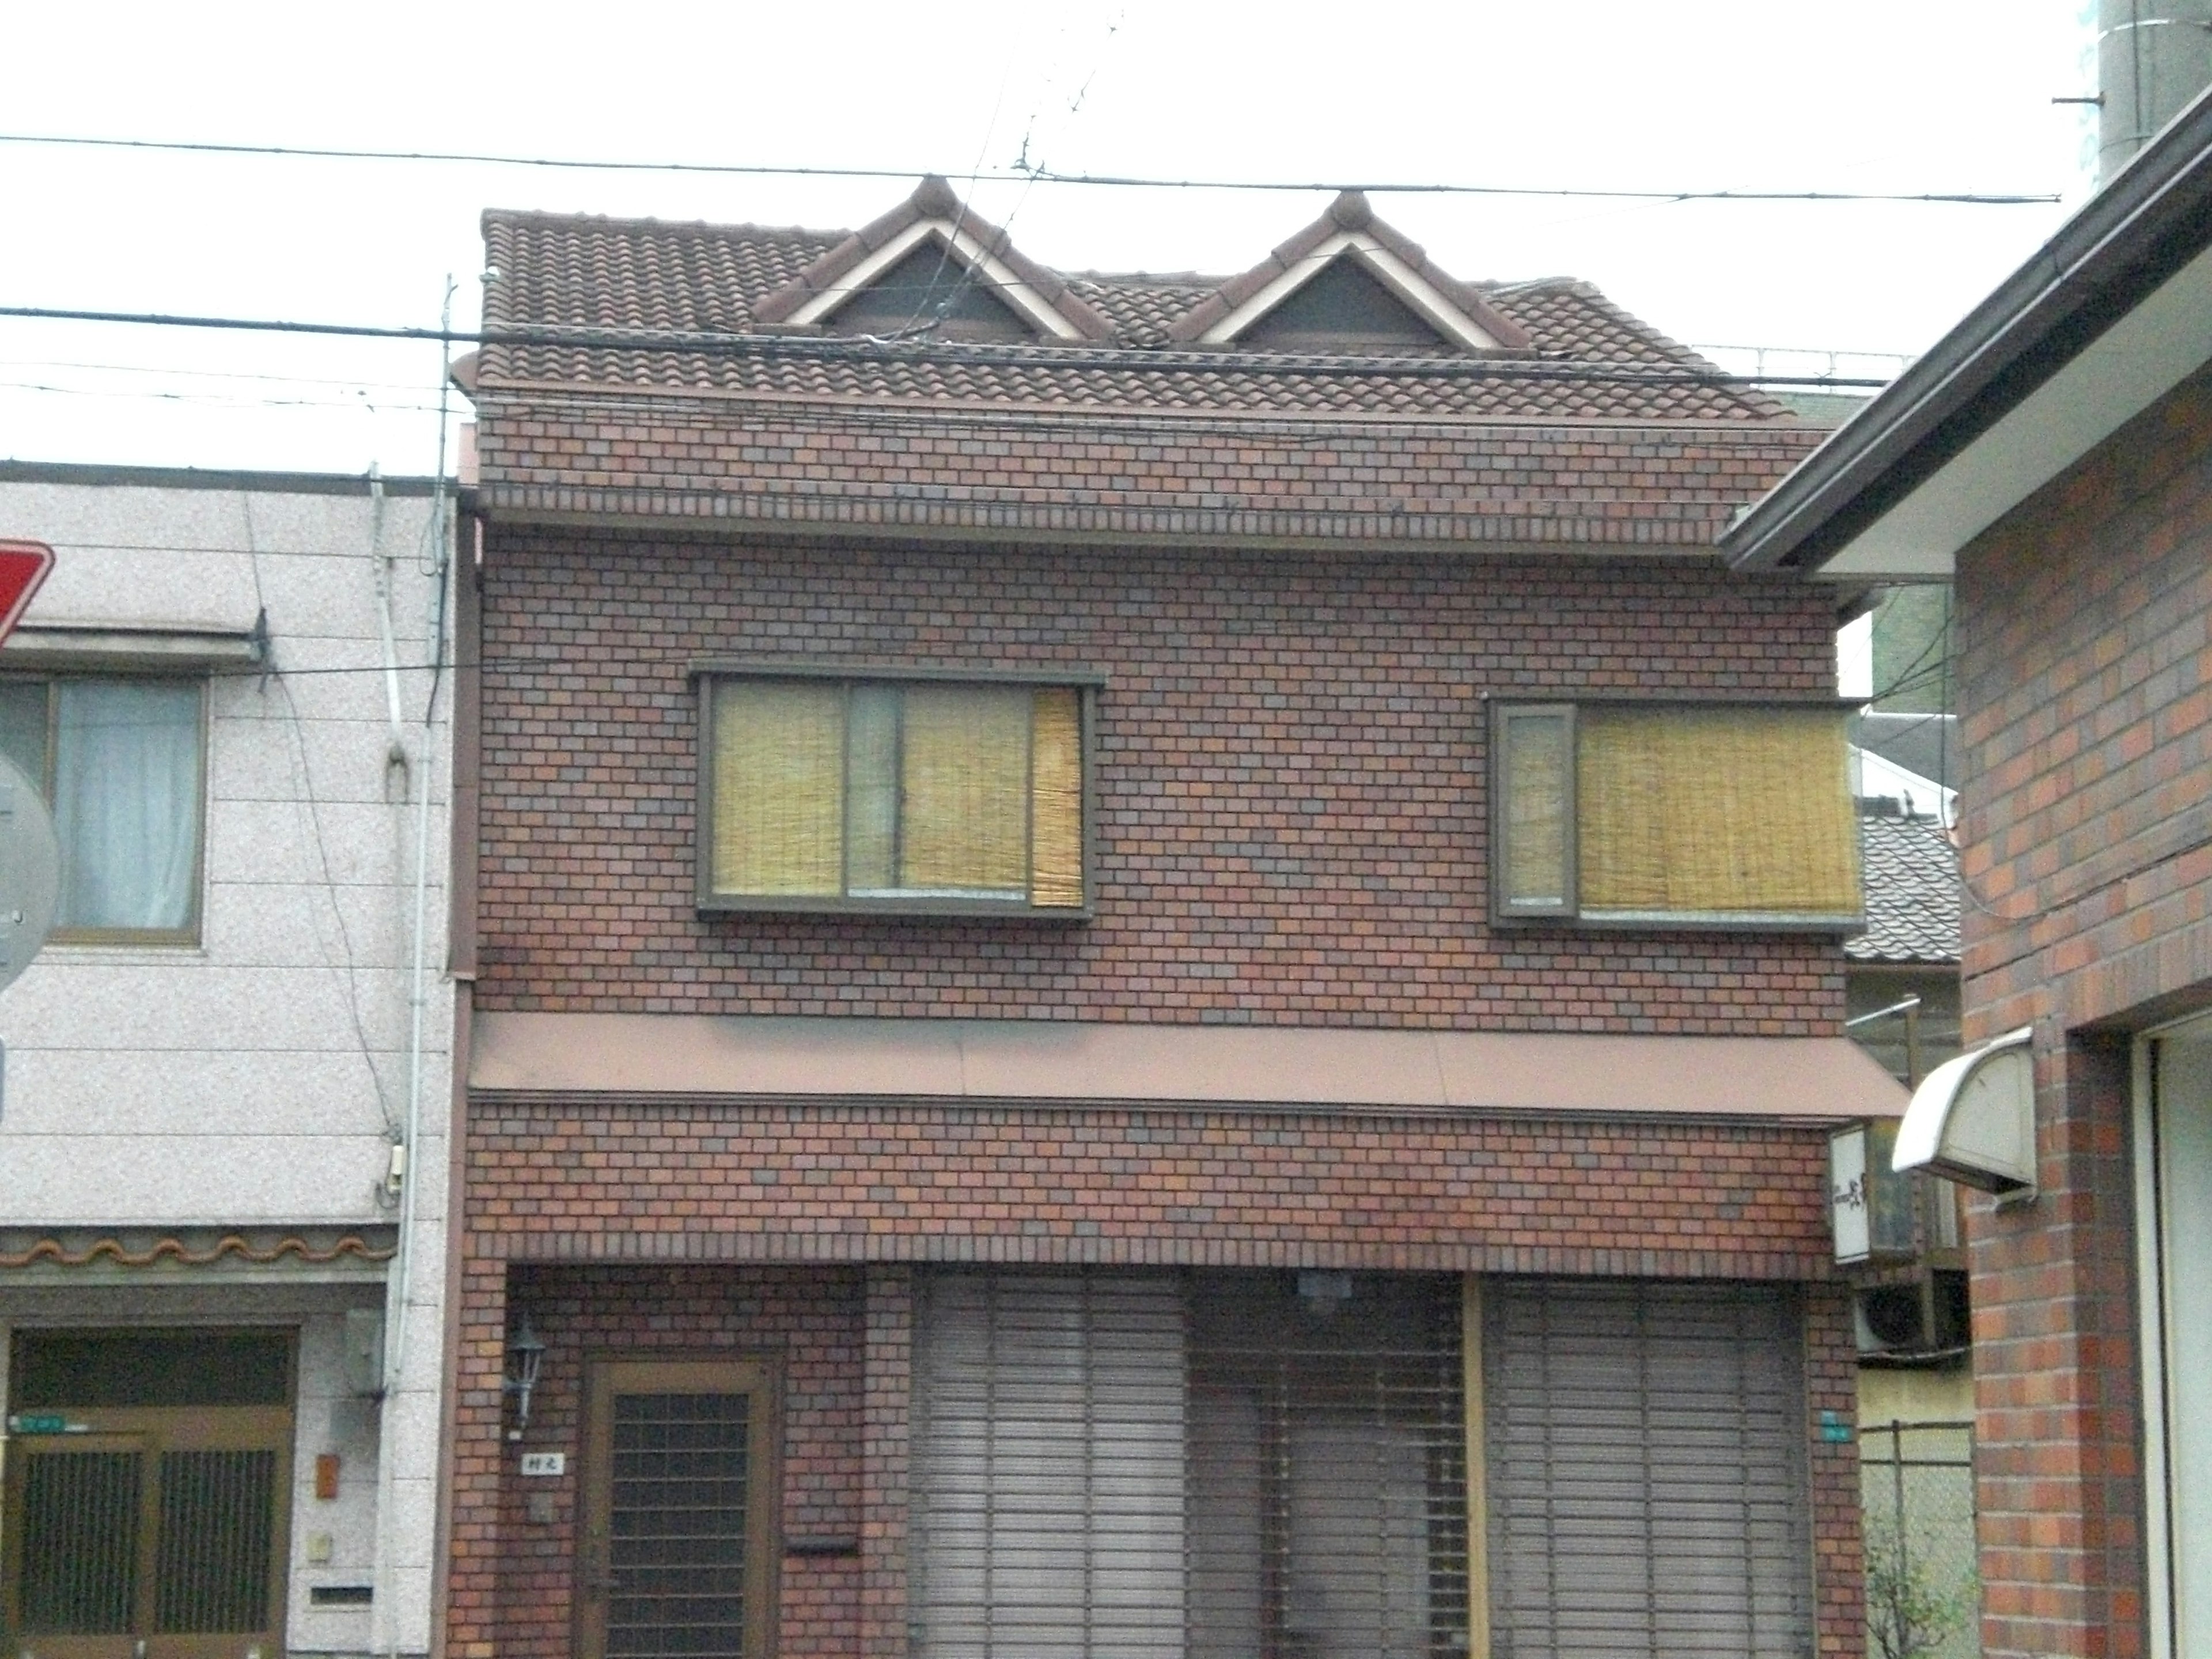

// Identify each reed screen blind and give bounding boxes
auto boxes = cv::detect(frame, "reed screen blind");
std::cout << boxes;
[1494,703,1859,925]
[707,677,1085,910]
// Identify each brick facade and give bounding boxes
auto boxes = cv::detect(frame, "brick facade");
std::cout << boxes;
[450,193,1876,1659]
[1951,361,2212,1658]
[474,532,1842,1027]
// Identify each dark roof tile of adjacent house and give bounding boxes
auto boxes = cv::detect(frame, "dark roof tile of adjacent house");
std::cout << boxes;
[478,184,1794,423]
[1849,814,1961,964]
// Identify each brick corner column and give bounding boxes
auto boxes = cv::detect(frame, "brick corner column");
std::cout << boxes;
[442,1248,512,1659]
[862,1264,915,1659]
[1807,1279,1867,1659]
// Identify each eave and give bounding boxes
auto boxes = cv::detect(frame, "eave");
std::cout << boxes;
[1721,83,2212,581]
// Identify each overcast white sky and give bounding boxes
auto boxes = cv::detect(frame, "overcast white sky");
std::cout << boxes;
[1,0,2097,477]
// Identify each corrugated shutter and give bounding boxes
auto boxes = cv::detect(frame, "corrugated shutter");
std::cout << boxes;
[914,1270,1187,1659]
[1484,1281,1812,1659]
[1187,1274,1467,1659]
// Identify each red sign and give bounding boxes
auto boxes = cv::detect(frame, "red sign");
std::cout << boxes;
[0,540,54,647]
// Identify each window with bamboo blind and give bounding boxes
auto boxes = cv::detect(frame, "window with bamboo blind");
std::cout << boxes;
[699,672,1091,913]
[1492,702,1861,927]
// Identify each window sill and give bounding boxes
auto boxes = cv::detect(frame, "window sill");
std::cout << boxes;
[699,896,1092,922]
[1493,910,1864,934]
[33,935,208,963]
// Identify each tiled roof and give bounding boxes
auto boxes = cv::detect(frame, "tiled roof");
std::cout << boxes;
[478,193,1795,423]
[1849,815,1961,964]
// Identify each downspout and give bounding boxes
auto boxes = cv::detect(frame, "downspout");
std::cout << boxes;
[371,284,457,1659]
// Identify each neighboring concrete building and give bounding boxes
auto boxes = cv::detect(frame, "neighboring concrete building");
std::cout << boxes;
[0,464,455,1659]
[1724,88,2212,1659]
[444,180,1906,1659]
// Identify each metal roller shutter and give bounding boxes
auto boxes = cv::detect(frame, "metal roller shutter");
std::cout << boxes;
[913,1270,1188,1659]
[1484,1280,1813,1659]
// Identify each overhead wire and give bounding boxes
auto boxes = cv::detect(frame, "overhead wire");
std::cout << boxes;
[0,130,2064,204]
[0,304,1895,387]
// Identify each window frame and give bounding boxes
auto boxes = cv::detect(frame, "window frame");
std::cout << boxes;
[691,660,1103,919]
[1488,693,1865,933]
[0,670,211,949]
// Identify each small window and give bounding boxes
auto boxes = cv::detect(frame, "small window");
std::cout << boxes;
[0,675,206,944]
[699,673,1090,914]
[1493,700,1861,927]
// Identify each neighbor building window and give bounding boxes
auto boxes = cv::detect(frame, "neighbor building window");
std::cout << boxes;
[698,672,1090,913]
[0,676,205,942]
[1493,701,1861,926]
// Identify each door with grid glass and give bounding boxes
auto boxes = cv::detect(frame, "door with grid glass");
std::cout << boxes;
[577,1360,781,1659]
[2,1330,293,1659]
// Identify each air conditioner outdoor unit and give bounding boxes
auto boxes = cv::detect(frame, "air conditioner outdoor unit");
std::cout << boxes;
[1854,1270,1969,1358]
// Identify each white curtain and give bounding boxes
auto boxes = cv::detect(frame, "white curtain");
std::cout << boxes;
[54,680,202,931]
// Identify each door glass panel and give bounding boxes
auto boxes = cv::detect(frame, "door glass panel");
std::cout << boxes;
[2157,1029,2212,1653]
[608,1392,753,1659]
[16,1449,143,1633]
[155,1449,278,1633]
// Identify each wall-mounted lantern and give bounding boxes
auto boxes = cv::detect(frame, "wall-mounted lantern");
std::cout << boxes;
[503,1311,547,1442]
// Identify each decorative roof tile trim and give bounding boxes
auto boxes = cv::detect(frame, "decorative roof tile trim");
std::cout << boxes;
[752,175,1113,340]
[1165,190,1534,351]
[0,1234,397,1270]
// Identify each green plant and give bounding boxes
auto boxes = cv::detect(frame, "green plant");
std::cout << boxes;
[1864,1514,1978,1659]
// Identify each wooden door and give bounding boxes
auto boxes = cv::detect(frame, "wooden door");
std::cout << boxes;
[3,1330,293,1659]
[576,1359,779,1659]
[3,1408,291,1659]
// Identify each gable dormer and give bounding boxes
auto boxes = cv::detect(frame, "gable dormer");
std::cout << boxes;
[753,177,1111,343]
[1166,192,1532,354]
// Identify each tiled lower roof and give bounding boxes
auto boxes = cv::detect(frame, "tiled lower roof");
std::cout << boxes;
[1850,814,1961,964]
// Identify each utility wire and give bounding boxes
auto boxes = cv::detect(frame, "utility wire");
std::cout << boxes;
[0,304,1895,387]
[0,131,2065,205]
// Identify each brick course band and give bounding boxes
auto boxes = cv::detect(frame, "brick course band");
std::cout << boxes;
[463,1099,1840,1279]
[472,396,1827,547]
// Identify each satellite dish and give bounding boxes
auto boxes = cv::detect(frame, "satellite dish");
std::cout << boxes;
[0,752,60,997]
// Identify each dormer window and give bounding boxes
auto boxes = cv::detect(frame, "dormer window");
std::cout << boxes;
[1165,191,1534,357]
[819,240,1037,342]
[1236,254,1452,353]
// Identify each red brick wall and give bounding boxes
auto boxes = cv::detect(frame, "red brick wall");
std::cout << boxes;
[471,398,1828,550]
[464,1098,1835,1276]
[480,1266,866,1659]
[473,533,1843,1028]
[1950,362,2212,1657]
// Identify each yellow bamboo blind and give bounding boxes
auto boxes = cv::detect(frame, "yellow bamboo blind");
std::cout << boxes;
[1577,706,1859,916]
[1501,708,1571,908]
[712,680,845,896]
[1029,687,1085,907]
[898,684,1032,894]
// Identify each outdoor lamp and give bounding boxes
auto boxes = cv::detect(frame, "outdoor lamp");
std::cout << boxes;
[503,1310,546,1441]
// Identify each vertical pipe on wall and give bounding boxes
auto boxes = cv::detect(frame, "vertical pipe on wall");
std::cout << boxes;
[1461,1277,1491,1659]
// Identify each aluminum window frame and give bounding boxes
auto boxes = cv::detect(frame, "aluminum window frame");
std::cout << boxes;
[0,670,211,949]
[691,661,1102,920]
[1487,694,1866,934]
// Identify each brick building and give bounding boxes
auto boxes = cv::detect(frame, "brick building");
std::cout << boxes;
[1724,92,2212,1659]
[443,180,1904,1659]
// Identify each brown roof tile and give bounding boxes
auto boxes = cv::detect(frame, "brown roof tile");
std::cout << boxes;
[479,190,1795,424]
